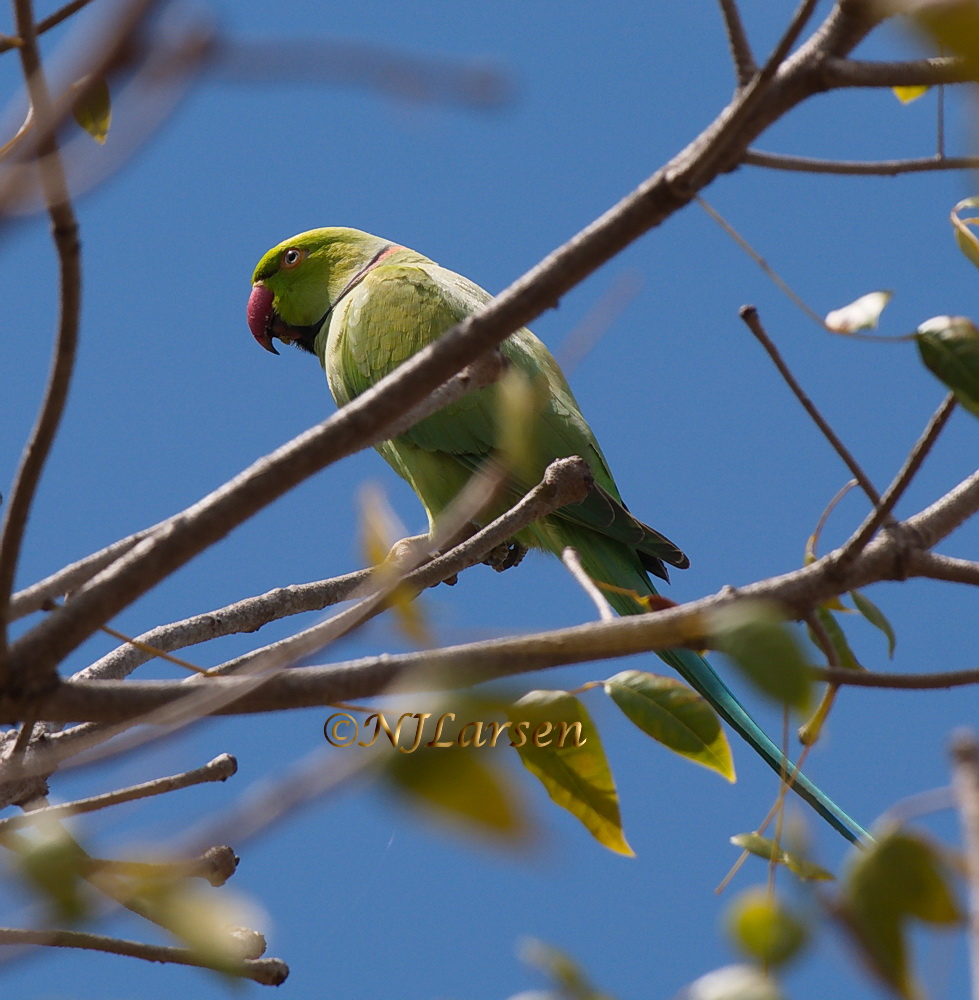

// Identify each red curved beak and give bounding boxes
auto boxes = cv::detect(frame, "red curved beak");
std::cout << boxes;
[247,283,279,354]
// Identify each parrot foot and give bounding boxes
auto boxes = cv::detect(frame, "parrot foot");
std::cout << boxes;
[483,540,527,573]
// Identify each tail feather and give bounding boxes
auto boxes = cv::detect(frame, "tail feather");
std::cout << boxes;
[569,536,869,845]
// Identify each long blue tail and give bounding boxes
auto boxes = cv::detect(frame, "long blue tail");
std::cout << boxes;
[660,645,869,844]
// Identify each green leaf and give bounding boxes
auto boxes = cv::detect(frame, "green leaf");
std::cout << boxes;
[824,290,892,333]
[385,708,528,843]
[509,690,632,856]
[840,827,963,999]
[809,606,863,671]
[851,590,896,658]
[71,76,111,144]
[952,197,979,271]
[727,887,809,968]
[604,669,735,781]
[730,833,835,882]
[711,602,813,713]
[916,315,979,416]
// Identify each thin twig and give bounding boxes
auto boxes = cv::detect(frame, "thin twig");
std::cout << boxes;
[912,551,979,587]
[951,730,979,1000]
[0,0,101,55]
[816,666,979,689]
[836,393,957,569]
[698,196,826,325]
[716,0,756,86]
[0,754,236,833]
[0,0,82,687]
[739,306,880,506]
[744,149,979,176]
[0,926,287,984]
[77,568,370,682]
[561,547,615,622]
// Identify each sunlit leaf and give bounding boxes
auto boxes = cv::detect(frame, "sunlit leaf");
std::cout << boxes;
[133,878,265,971]
[839,826,963,999]
[951,196,979,271]
[678,964,784,1000]
[13,822,90,922]
[387,723,529,842]
[851,590,896,657]
[916,315,979,416]
[359,483,429,644]
[496,364,547,483]
[730,833,835,882]
[890,0,979,75]
[825,290,892,333]
[509,691,632,856]
[711,602,813,712]
[727,887,809,968]
[892,84,929,102]
[71,75,111,144]
[604,669,735,781]
[520,938,613,1000]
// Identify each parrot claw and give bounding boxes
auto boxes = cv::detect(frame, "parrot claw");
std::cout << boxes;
[483,540,527,573]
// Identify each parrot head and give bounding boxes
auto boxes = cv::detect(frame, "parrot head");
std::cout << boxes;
[247,227,395,354]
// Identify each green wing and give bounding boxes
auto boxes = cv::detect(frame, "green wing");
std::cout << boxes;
[321,261,687,575]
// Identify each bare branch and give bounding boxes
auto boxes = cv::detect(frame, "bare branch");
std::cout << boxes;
[78,569,370,682]
[745,149,979,176]
[9,524,162,622]
[0,0,83,685]
[0,754,236,834]
[951,730,979,1000]
[739,306,881,506]
[911,551,979,586]
[717,0,756,86]
[817,666,979,689]
[836,393,957,568]
[0,927,287,984]
[822,54,977,89]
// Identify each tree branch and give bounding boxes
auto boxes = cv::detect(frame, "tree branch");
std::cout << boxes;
[745,149,979,176]
[0,0,82,688]
[821,54,977,89]
[740,305,881,505]
[836,393,956,569]
[0,927,287,984]
[717,0,756,86]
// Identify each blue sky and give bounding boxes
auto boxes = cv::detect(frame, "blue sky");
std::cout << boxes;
[1,1,978,997]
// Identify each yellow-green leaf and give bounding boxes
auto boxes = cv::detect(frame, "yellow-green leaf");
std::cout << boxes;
[730,833,835,882]
[604,669,734,781]
[851,590,896,658]
[916,315,979,416]
[840,827,963,999]
[951,197,979,271]
[900,0,979,75]
[386,709,528,842]
[711,602,813,713]
[892,84,929,102]
[509,690,632,856]
[825,290,892,334]
[15,826,90,922]
[71,76,111,144]
[520,938,610,1000]
[727,887,809,968]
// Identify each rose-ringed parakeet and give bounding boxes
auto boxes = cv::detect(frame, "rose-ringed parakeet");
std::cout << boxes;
[247,227,866,844]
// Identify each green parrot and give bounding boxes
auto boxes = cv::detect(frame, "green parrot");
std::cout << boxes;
[247,227,867,844]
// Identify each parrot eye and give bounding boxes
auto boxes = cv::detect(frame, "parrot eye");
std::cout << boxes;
[281,248,306,269]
